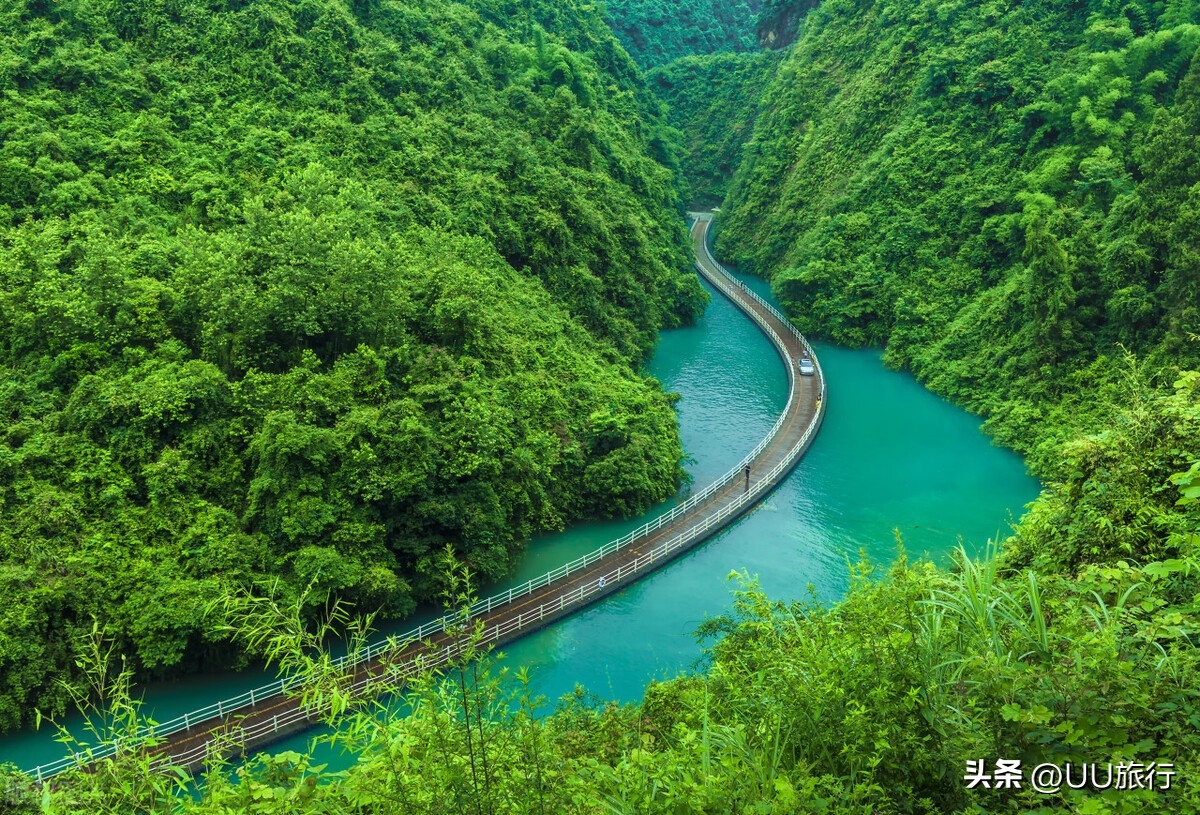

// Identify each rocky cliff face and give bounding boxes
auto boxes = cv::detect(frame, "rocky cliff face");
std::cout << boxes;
[756,0,818,49]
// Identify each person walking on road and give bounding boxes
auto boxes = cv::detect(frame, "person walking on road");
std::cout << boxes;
[744,465,751,493]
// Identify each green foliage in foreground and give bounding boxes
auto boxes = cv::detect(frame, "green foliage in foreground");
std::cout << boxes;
[717,0,1200,473]
[12,367,1199,814]
[648,51,782,207]
[603,0,763,68]
[0,0,707,732]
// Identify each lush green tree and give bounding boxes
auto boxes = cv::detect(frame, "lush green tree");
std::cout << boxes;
[0,0,706,731]
[648,51,781,207]
[25,399,1200,811]
[715,0,1200,477]
[603,0,763,68]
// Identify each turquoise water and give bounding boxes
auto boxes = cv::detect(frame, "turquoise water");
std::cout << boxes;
[483,271,1039,706]
[0,269,1041,775]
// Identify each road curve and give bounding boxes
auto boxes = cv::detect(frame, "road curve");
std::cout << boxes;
[28,213,826,783]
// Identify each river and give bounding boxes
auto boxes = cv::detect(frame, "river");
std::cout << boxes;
[0,264,1041,775]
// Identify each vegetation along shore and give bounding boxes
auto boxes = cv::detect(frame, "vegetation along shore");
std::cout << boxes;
[2,0,1199,812]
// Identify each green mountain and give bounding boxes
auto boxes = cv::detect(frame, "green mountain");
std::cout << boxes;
[717,0,1200,474]
[0,0,705,731]
[6,0,1200,812]
[602,0,763,68]
[648,51,781,206]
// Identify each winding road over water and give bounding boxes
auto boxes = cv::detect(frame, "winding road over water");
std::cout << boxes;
[28,213,826,782]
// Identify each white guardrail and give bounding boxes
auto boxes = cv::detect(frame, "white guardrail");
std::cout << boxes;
[25,219,825,784]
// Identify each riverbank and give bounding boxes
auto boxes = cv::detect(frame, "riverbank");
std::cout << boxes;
[0,240,1038,780]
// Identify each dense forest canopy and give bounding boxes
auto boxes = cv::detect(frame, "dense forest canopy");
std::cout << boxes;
[647,51,781,206]
[0,0,706,732]
[17,382,1200,812]
[717,0,1200,474]
[755,0,819,48]
[5,0,1200,811]
[602,0,763,68]
[605,0,788,207]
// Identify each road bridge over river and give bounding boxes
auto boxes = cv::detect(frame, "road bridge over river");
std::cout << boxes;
[27,213,826,782]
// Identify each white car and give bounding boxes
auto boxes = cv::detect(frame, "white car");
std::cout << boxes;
[797,357,815,376]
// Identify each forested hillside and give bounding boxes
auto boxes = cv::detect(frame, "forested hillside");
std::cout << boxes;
[648,52,781,205]
[602,0,762,67]
[717,0,1200,473]
[8,0,1200,812]
[0,0,706,731]
[21,378,1200,813]
[755,0,818,48]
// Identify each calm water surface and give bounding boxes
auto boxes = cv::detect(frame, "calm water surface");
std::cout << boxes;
[492,271,1039,705]
[0,270,1041,773]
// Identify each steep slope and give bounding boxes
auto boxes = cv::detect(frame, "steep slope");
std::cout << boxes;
[718,0,1200,469]
[603,0,762,68]
[7,2,1200,811]
[0,0,705,730]
[648,51,781,206]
